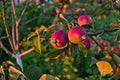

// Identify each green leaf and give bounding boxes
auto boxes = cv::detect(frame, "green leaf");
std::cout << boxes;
[90,57,98,67]
[46,48,65,59]
[76,78,84,80]
[33,36,41,54]
[37,32,42,54]
[25,66,42,80]
[78,41,88,57]
[113,54,120,65]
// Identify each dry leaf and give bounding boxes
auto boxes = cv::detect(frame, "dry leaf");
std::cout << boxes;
[40,74,60,80]
[8,66,26,79]
[96,61,113,76]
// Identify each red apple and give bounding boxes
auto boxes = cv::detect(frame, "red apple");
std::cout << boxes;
[68,26,87,44]
[77,15,92,27]
[111,46,120,57]
[50,30,68,49]
[117,66,120,75]
[56,0,60,3]
[100,39,108,46]
[55,7,61,14]
[63,4,68,9]
[84,38,91,49]
[68,26,90,49]
[69,0,73,4]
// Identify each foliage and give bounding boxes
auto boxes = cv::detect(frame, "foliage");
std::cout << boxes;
[0,0,120,80]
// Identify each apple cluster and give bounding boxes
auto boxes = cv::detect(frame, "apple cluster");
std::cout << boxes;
[50,15,92,50]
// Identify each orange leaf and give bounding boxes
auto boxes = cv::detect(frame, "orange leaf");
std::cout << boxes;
[96,61,113,76]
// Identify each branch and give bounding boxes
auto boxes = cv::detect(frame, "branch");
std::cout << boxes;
[12,14,16,48]
[2,1,16,53]
[14,0,29,51]
[20,16,40,27]
[21,47,35,56]
[0,42,15,58]
[88,28,119,51]
[27,25,48,40]
[17,0,29,24]
[88,28,119,36]
[89,36,104,50]
[11,0,17,21]
[0,36,8,40]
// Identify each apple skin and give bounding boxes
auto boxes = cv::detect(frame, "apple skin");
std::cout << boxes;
[55,7,61,14]
[50,30,68,49]
[68,26,90,49]
[77,15,92,27]
[84,38,91,49]
[100,39,108,46]
[68,26,87,44]
[56,0,60,2]
[111,46,120,57]
[117,66,120,75]
[69,0,73,4]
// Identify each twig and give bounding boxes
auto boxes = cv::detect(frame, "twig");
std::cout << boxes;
[0,42,15,58]
[27,25,48,40]
[88,28,119,49]
[89,36,104,50]
[20,16,40,27]
[11,0,17,21]
[21,47,35,56]
[12,14,16,49]
[88,28,119,36]
[2,1,16,53]
[17,0,29,24]
[0,36,8,40]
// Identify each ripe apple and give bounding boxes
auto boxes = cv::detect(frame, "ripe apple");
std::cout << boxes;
[56,0,60,3]
[68,26,90,49]
[117,66,120,75]
[68,26,87,44]
[111,46,120,57]
[50,30,68,49]
[77,15,92,27]
[84,38,91,49]
[55,7,61,14]
[63,4,68,9]
[69,0,73,4]
[100,39,108,46]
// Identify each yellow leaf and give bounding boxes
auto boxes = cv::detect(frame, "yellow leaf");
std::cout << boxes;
[96,61,113,76]
[39,74,60,80]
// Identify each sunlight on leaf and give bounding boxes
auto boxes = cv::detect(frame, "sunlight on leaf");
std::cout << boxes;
[96,61,113,76]
[3,61,15,66]
[8,66,27,80]
[37,31,42,54]
[33,37,41,54]
[110,20,120,29]
[39,74,60,80]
